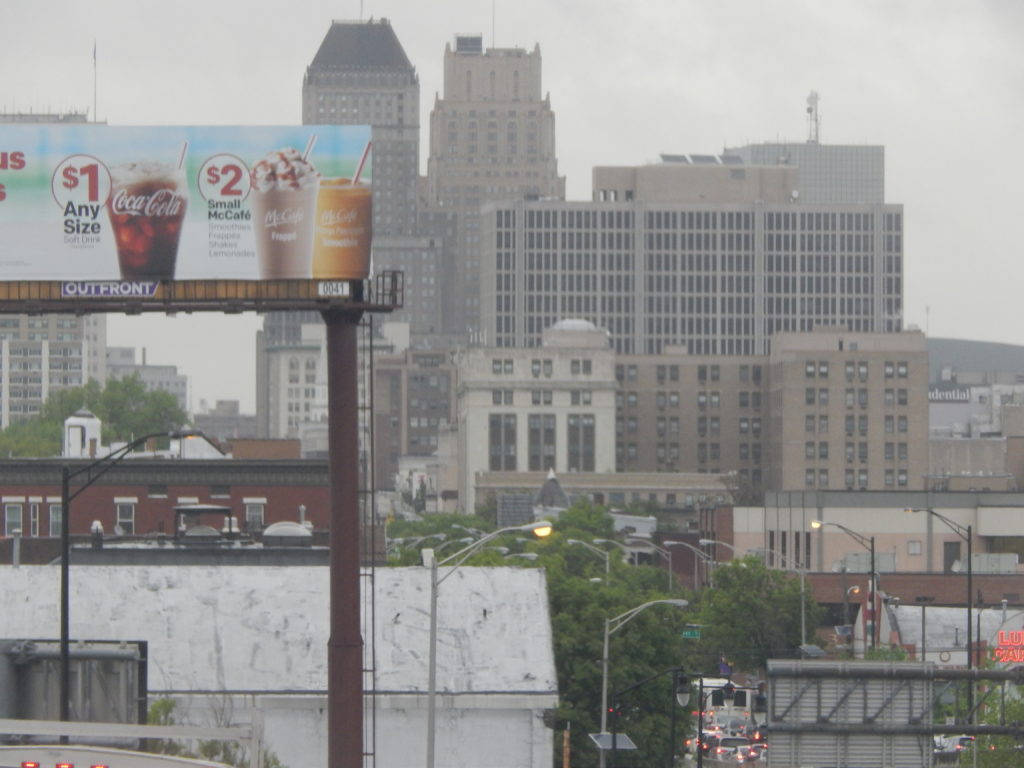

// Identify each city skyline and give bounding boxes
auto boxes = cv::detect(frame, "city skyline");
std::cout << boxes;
[0,0,1019,410]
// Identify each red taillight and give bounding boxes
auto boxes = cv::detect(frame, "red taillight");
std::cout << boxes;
[91,765,110,768]
[21,762,40,768]
[56,763,74,768]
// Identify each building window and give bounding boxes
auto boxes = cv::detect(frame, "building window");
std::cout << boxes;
[4,503,22,536]
[898,388,908,405]
[116,502,135,535]
[818,361,829,378]
[818,389,829,406]
[49,503,63,536]
[897,361,908,378]
[29,502,39,537]
[805,414,815,433]
[819,442,829,459]
[805,387,815,405]
[908,540,922,556]
[819,415,829,433]
[493,390,503,405]
[567,414,596,472]
[489,413,518,471]
[528,414,557,471]
[818,469,828,487]
[805,468,815,487]
[805,441,815,459]
[805,360,816,378]
[898,415,908,433]
[885,469,894,487]
[245,501,266,530]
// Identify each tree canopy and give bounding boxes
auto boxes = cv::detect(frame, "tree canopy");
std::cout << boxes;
[385,499,821,767]
[0,375,188,457]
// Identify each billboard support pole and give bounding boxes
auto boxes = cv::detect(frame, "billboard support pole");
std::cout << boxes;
[323,306,365,768]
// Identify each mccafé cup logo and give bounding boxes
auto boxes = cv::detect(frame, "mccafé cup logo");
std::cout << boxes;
[263,207,305,228]
[319,208,359,227]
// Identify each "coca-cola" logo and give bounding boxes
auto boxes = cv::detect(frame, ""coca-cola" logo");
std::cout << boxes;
[263,207,305,228]
[110,187,185,218]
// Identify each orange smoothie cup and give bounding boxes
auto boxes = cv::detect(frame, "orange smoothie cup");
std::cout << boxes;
[312,179,372,280]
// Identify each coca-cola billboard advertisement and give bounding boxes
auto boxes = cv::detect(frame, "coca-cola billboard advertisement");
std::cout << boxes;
[0,125,372,284]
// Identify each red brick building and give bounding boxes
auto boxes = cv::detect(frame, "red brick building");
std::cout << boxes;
[0,458,330,542]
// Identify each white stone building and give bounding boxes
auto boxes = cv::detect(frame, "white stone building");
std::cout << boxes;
[455,320,616,512]
[0,564,558,768]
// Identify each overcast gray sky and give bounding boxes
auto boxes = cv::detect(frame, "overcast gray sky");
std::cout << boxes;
[2,0,1022,413]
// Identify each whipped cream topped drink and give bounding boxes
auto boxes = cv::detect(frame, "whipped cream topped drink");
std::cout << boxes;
[107,162,188,280]
[250,147,319,279]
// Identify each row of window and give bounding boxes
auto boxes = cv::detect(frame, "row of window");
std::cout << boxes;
[616,363,763,384]
[804,387,912,408]
[805,360,911,379]
[803,468,910,489]
[488,412,596,472]
[804,441,911,461]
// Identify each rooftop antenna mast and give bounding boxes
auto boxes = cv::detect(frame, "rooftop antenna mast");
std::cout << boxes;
[806,91,820,143]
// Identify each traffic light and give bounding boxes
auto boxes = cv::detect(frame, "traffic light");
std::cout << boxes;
[722,681,736,700]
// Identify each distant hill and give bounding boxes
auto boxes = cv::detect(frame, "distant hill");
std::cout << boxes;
[928,337,1024,382]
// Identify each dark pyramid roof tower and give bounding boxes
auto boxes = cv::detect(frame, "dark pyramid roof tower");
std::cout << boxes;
[309,18,413,70]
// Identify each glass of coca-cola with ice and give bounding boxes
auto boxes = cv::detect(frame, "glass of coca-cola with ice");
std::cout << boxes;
[107,162,188,280]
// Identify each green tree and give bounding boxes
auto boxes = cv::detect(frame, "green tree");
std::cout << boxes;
[691,556,822,671]
[0,374,187,457]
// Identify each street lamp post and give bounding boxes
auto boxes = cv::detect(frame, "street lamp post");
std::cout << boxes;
[663,540,714,590]
[425,520,552,768]
[906,507,973,716]
[567,538,611,574]
[599,599,689,768]
[60,427,201,727]
[811,520,876,650]
[625,538,675,591]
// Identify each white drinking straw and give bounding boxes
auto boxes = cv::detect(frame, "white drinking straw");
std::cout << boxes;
[176,141,188,170]
[302,134,318,161]
[352,141,372,185]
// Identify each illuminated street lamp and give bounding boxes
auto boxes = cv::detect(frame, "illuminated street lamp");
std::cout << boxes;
[425,520,553,768]
[60,427,203,727]
[811,519,875,650]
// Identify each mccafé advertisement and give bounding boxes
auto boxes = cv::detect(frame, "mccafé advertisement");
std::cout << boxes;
[0,125,372,289]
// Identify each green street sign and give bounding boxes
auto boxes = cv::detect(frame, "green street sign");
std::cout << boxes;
[681,628,701,639]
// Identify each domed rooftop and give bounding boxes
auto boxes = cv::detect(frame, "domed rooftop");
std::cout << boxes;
[550,318,599,332]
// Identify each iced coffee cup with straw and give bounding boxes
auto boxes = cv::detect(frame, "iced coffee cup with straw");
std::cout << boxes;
[107,141,189,281]
[312,140,373,280]
[250,139,320,279]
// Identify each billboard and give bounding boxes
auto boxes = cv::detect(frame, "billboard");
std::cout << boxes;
[0,125,372,286]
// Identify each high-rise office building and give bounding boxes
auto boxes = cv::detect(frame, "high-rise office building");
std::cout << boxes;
[724,141,884,204]
[481,159,903,355]
[424,34,565,340]
[259,19,429,437]
[303,18,419,236]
